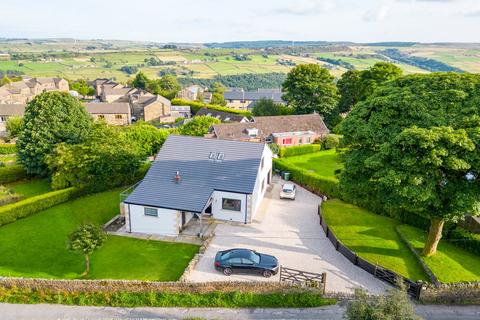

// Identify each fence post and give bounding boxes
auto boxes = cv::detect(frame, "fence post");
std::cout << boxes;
[322,272,327,295]
[326,226,329,237]
[279,265,282,283]
[354,254,359,265]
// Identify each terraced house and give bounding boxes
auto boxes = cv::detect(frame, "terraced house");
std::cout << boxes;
[0,77,69,104]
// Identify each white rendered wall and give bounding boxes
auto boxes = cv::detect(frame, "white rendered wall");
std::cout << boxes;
[127,204,180,236]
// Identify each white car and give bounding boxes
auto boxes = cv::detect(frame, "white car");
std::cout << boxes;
[280,183,296,200]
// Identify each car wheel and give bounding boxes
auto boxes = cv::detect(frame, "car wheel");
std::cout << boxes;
[263,270,273,278]
[223,267,232,276]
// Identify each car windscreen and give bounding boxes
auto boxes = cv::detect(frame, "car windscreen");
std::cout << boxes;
[282,187,293,193]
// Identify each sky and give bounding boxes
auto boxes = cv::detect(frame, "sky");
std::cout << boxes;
[1,0,480,43]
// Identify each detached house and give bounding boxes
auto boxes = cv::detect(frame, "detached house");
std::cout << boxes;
[224,88,285,110]
[84,102,132,125]
[123,135,273,236]
[210,114,330,146]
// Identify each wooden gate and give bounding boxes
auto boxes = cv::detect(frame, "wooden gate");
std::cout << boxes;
[279,266,327,294]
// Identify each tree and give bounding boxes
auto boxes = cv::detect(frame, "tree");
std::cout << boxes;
[345,287,422,320]
[211,81,226,94]
[5,116,23,138]
[17,92,92,176]
[339,73,480,256]
[68,224,106,276]
[70,79,95,98]
[123,122,170,158]
[282,64,338,116]
[47,123,143,192]
[177,116,221,136]
[210,92,227,106]
[336,70,362,114]
[131,71,149,90]
[147,74,181,99]
[252,98,293,116]
[359,62,403,100]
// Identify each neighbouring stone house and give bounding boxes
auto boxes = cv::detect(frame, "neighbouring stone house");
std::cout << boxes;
[177,85,211,103]
[170,105,192,119]
[223,88,285,110]
[210,114,330,146]
[84,102,132,125]
[0,104,25,135]
[0,77,69,104]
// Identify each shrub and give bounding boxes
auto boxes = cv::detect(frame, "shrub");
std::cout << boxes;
[273,158,340,198]
[0,165,27,184]
[445,227,480,256]
[323,134,341,150]
[0,187,79,227]
[0,144,16,154]
[171,98,251,117]
[278,144,322,158]
[268,143,280,155]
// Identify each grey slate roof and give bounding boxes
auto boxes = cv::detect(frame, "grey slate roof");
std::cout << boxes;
[224,89,285,104]
[196,107,248,122]
[124,135,265,213]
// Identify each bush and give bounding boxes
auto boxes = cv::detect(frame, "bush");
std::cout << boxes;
[0,144,16,154]
[171,98,251,117]
[0,165,27,184]
[0,187,79,227]
[323,134,341,150]
[446,227,480,256]
[268,143,280,155]
[273,158,340,198]
[278,144,322,158]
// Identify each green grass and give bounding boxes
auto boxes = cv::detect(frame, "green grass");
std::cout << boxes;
[6,179,51,198]
[322,199,428,281]
[397,225,480,283]
[282,150,342,180]
[0,189,199,280]
[0,154,16,164]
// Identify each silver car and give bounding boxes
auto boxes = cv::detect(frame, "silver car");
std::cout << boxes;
[280,183,296,200]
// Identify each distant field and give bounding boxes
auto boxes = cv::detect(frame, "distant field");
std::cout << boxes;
[0,42,478,81]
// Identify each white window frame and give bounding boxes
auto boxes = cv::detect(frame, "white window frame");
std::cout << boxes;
[144,207,159,217]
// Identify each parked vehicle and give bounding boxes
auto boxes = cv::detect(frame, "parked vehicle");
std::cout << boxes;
[280,183,296,200]
[214,248,279,277]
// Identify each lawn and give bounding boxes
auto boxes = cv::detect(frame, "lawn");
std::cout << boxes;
[0,189,199,280]
[6,179,51,198]
[282,150,342,180]
[397,225,480,283]
[321,199,428,281]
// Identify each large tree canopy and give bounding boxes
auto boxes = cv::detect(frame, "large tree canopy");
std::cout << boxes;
[339,73,480,256]
[282,64,338,116]
[17,91,92,176]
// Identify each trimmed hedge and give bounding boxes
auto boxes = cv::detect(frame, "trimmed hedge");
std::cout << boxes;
[0,187,79,227]
[0,144,16,155]
[273,158,340,198]
[0,165,27,184]
[279,144,323,158]
[171,98,252,117]
[446,227,480,256]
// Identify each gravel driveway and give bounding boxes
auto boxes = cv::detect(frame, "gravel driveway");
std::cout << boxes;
[185,177,389,294]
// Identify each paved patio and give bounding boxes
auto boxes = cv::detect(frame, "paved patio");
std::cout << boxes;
[185,176,389,294]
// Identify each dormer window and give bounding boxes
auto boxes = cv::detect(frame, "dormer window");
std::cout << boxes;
[247,128,259,137]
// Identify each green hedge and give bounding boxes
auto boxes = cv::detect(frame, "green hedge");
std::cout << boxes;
[0,165,27,184]
[0,144,16,154]
[273,158,340,198]
[171,98,252,117]
[0,187,79,227]
[0,287,335,308]
[446,227,480,256]
[279,144,323,158]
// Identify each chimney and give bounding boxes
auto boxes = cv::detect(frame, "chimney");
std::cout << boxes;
[174,171,181,183]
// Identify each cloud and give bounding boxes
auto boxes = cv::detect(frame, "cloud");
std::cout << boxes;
[463,9,480,17]
[363,5,391,22]
[273,0,334,16]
